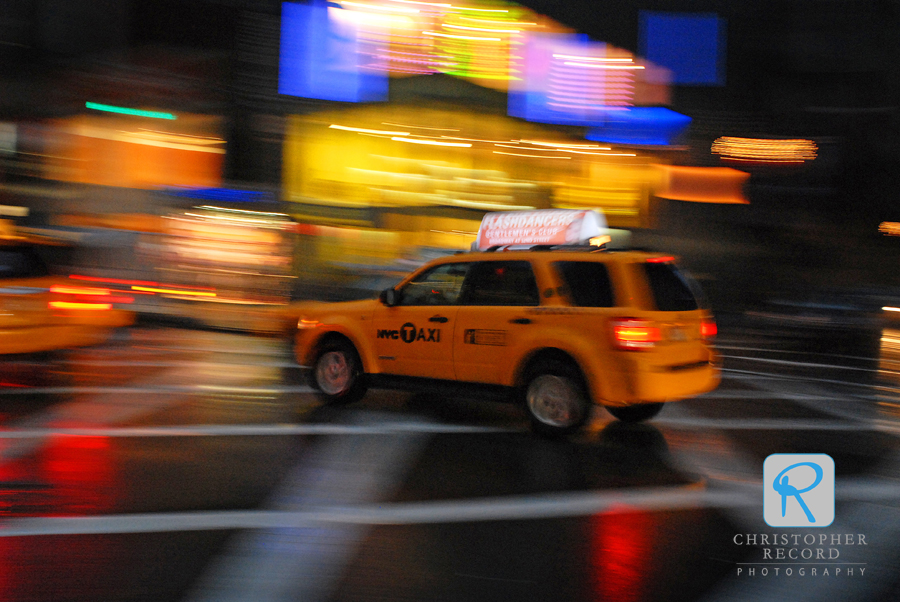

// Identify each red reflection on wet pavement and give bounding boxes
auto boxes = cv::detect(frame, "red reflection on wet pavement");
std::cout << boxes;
[589,507,655,602]
[44,435,115,516]
[0,433,119,600]
[0,434,116,517]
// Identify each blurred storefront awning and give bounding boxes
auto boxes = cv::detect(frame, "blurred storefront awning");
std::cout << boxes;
[655,165,750,204]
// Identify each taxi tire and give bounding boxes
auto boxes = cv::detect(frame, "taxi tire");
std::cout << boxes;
[523,360,591,437]
[606,403,663,423]
[311,339,367,405]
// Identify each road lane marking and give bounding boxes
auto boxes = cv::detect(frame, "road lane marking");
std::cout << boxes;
[0,422,515,439]
[2,479,900,537]
[698,389,875,400]
[665,389,900,602]
[721,354,877,373]
[0,385,312,396]
[658,418,875,431]
[183,411,431,602]
[716,344,875,363]
[0,417,891,442]
[734,373,886,424]
[45,359,302,369]
[0,363,297,462]
[723,368,889,391]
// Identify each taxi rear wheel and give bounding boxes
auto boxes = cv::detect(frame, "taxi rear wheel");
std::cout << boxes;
[311,339,367,405]
[524,360,590,437]
[606,403,663,423]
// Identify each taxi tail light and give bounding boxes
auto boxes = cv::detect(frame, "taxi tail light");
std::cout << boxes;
[610,318,662,350]
[701,318,717,341]
[49,284,132,311]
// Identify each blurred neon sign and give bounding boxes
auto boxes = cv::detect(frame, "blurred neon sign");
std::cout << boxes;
[85,102,176,120]
[279,2,388,102]
[508,33,665,129]
[712,137,818,163]
[586,107,692,146]
[166,187,274,203]
[280,1,563,92]
[879,222,900,236]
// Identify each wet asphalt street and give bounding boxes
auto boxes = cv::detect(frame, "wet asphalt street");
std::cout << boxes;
[0,321,899,602]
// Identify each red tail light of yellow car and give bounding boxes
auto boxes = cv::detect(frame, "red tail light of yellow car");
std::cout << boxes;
[49,285,133,311]
[700,318,717,341]
[611,318,662,350]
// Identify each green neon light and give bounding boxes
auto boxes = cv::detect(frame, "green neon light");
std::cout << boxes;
[85,102,176,120]
[443,71,515,81]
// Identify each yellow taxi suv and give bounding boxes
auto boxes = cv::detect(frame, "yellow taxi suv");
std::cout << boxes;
[294,209,720,436]
[0,242,135,355]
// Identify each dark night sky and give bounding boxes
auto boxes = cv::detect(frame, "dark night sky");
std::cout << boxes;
[5,0,897,123]
[123,0,727,55]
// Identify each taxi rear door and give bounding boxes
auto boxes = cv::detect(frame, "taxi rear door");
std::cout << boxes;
[453,260,541,385]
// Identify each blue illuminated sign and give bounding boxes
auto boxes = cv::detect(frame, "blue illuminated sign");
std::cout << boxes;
[166,188,274,203]
[586,107,692,146]
[278,2,387,103]
[639,12,725,86]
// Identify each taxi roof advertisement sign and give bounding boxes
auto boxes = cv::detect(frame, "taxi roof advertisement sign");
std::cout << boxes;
[475,209,607,250]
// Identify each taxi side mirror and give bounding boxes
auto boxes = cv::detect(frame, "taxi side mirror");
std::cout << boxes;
[380,288,400,307]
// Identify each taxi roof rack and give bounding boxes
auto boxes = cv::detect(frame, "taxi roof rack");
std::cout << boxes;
[481,243,660,254]
[528,243,608,252]
[482,242,608,253]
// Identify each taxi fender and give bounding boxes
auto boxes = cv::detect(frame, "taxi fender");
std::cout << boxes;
[508,327,623,403]
[298,315,378,373]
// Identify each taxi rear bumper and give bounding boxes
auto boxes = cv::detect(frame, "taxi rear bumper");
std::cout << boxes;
[603,353,721,407]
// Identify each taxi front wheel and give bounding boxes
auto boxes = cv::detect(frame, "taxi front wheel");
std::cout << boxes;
[524,360,590,437]
[311,340,367,404]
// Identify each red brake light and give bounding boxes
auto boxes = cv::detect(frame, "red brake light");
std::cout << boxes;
[701,319,717,340]
[51,285,111,296]
[611,318,662,350]
[646,255,676,263]
[49,284,132,311]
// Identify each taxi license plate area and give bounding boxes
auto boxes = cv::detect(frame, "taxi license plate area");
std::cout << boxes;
[632,357,719,400]
[659,321,699,343]
[647,321,710,366]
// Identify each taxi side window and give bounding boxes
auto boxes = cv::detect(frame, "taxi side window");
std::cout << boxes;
[553,261,615,307]
[399,263,469,306]
[642,262,700,311]
[459,261,539,306]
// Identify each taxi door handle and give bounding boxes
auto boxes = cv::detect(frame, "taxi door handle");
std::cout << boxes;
[429,315,449,323]
[510,317,532,325]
